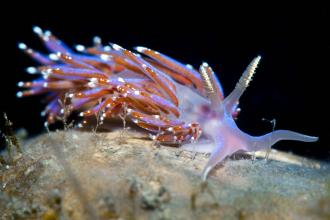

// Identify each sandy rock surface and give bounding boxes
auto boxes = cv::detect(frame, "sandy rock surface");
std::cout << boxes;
[1,129,329,220]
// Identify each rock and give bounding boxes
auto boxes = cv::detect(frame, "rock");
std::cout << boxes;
[0,129,329,220]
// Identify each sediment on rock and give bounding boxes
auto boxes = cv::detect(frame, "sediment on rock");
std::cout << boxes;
[1,129,329,220]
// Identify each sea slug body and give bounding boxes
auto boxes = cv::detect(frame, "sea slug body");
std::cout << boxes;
[17,27,318,180]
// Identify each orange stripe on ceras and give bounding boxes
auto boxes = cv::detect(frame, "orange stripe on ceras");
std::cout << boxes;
[121,49,179,106]
[125,79,167,100]
[58,54,87,68]
[75,89,109,98]
[21,46,54,65]
[145,58,195,88]
[134,121,160,133]
[44,67,107,79]
[142,82,167,99]
[115,85,160,112]
[19,89,45,97]
[137,48,204,93]
[142,66,179,106]
[94,94,160,118]
[129,110,177,128]
[44,81,75,89]
[118,84,179,117]
[73,48,120,74]
[87,47,145,75]
[156,134,178,143]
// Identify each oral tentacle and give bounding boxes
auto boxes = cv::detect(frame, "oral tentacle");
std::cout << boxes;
[202,141,228,181]
[252,130,318,151]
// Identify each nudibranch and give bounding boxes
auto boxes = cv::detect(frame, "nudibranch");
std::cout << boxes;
[17,27,318,180]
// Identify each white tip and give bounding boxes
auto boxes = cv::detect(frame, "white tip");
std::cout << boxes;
[49,53,59,61]
[79,112,84,117]
[202,62,209,67]
[135,46,147,53]
[33,26,43,36]
[87,78,98,88]
[87,82,96,88]
[103,46,111,51]
[141,64,148,69]
[186,64,193,69]
[253,56,262,65]
[41,68,53,77]
[60,109,65,114]
[249,56,262,70]
[16,91,23,98]
[111,43,123,51]
[75,44,86,52]
[132,119,139,124]
[44,121,49,128]
[90,78,98,83]
[134,90,140,95]
[41,69,52,79]
[100,54,111,61]
[117,77,125,83]
[93,36,101,45]
[153,115,160,119]
[43,82,48,88]
[41,111,46,117]
[149,134,156,140]
[18,43,27,50]
[26,67,38,74]
[17,82,24,87]
[44,30,51,37]
[240,55,262,87]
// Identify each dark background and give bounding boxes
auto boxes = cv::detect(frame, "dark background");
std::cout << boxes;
[1,6,329,160]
